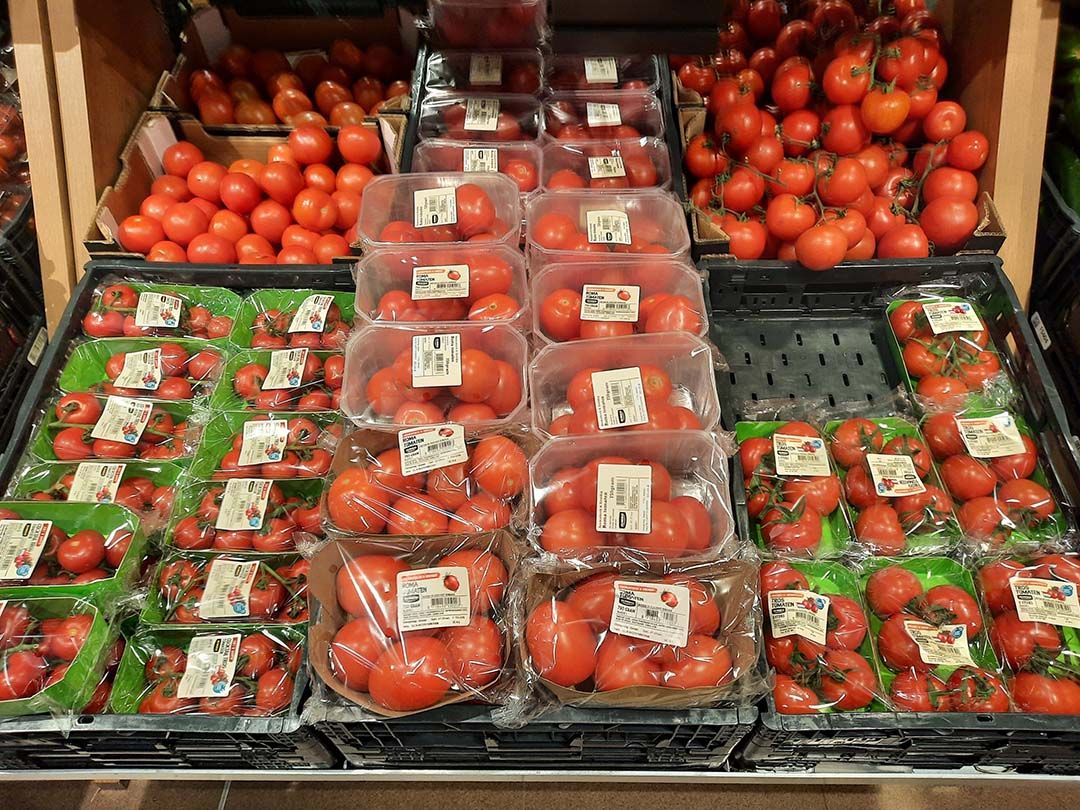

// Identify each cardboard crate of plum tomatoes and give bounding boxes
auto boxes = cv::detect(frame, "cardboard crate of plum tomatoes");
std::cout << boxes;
[667,3,1005,267]
[150,4,416,129]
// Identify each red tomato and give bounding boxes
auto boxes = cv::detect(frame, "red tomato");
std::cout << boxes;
[865,565,923,617]
[525,600,597,687]
[369,637,454,711]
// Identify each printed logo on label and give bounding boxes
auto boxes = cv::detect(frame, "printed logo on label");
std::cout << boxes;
[413,187,458,228]
[469,54,503,85]
[903,620,975,667]
[595,463,652,534]
[113,348,163,391]
[956,412,1027,458]
[462,147,498,173]
[1011,576,1080,628]
[397,566,472,632]
[585,209,631,245]
[177,634,243,699]
[288,294,335,334]
[68,462,127,504]
[0,520,53,580]
[772,433,831,477]
[237,419,290,467]
[411,333,462,388]
[587,155,626,179]
[411,265,470,300]
[135,293,182,328]
[866,453,926,497]
[767,589,831,646]
[90,396,154,445]
[464,98,501,132]
[398,423,469,476]
[586,102,622,127]
[583,56,619,84]
[216,478,274,531]
[591,367,649,430]
[263,348,309,391]
[199,560,260,619]
[609,581,690,647]
[922,300,984,334]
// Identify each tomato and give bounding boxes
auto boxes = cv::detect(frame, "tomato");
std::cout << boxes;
[369,637,453,711]
[117,215,166,254]
[678,61,717,95]
[998,478,1056,523]
[663,634,735,689]
[794,224,847,271]
[336,125,382,165]
[877,612,933,672]
[329,618,386,691]
[716,103,762,154]
[539,509,602,555]
[1011,672,1080,714]
[957,496,1008,543]
[882,435,932,479]
[593,634,661,690]
[644,295,703,334]
[779,109,820,157]
[916,374,969,405]
[773,674,820,714]
[818,649,876,710]
[830,418,884,470]
[827,595,868,650]
[440,615,503,688]
[771,58,813,113]
[895,485,954,533]
[919,196,978,253]
[989,611,1062,670]
[718,214,768,259]
[760,561,810,595]
[947,666,1009,712]
[717,167,765,211]
[946,130,989,172]
[866,565,923,619]
[624,500,689,556]
[765,194,816,242]
[525,600,597,687]
[670,496,712,551]
[860,88,910,134]
[923,101,966,141]
[163,142,204,178]
[891,670,950,712]
[57,530,107,574]
[782,475,841,515]
[978,558,1026,616]
[923,584,982,637]
[760,501,822,553]
[823,53,870,104]
[940,454,996,500]
[921,412,963,461]
[684,134,725,179]
[539,288,582,340]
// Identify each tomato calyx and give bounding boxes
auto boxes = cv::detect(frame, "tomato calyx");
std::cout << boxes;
[761,499,809,528]
[950,668,1000,704]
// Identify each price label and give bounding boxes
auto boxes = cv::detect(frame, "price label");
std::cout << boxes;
[112,348,163,391]
[585,209,632,245]
[468,54,503,85]
[772,433,831,477]
[398,423,469,476]
[922,300,984,334]
[68,462,127,504]
[956,413,1027,458]
[0,520,52,580]
[90,396,154,445]
[462,147,499,173]
[767,590,831,646]
[591,367,649,430]
[27,328,47,367]
[262,348,308,391]
[595,463,652,534]
[866,453,926,497]
[411,265,470,300]
[199,560,261,619]
[216,478,274,530]
[1011,576,1080,628]
[610,581,690,647]
[587,155,626,179]
[580,284,639,322]
[903,620,975,667]
[177,634,242,699]
[397,567,471,632]
[287,294,335,334]
[1031,311,1053,351]
[464,98,500,132]
[413,187,458,228]
[583,56,619,84]
[237,419,289,467]
[135,293,182,328]
[586,102,622,127]
[411,333,462,387]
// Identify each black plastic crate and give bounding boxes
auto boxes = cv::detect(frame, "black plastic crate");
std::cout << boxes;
[317,704,758,769]
[1031,171,1080,324]
[1028,300,1080,439]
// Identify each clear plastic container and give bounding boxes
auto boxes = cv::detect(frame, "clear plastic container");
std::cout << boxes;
[354,244,529,328]
[428,0,548,49]
[424,50,545,95]
[541,138,672,192]
[543,91,665,141]
[524,190,691,271]
[418,94,543,143]
[355,173,521,250]
[530,259,707,343]
[528,332,720,438]
[528,430,737,562]
[341,322,529,431]
[413,140,543,195]
[546,55,660,93]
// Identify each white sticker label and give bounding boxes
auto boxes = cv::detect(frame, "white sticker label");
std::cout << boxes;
[462,147,499,173]
[27,328,47,367]
[176,634,243,699]
[288,294,335,334]
[583,57,619,84]
[238,419,290,467]
[413,187,458,228]
[609,581,690,647]
[411,333,462,387]
[581,284,639,322]
[1011,576,1080,628]
[90,396,154,445]
[396,566,471,632]
[216,478,274,530]
[263,348,308,391]
[411,265,470,300]
[772,433,831,477]
[591,367,649,430]
[135,293,183,328]
[0,520,52,580]
[585,209,632,245]
[866,453,926,497]
[587,155,627,179]
[767,589,831,646]
[903,620,975,667]
[595,463,652,534]
[199,560,261,619]
[468,54,503,85]
[586,102,622,127]
[464,97,500,132]
[1031,311,1053,351]
[113,348,163,391]
[956,413,1027,458]
[398,423,469,476]
[922,301,984,334]
[68,462,127,504]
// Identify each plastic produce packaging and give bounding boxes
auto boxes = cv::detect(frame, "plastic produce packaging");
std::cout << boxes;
[307,534,517,717]
[58,339,225,402]
[543,91,665,141]
[110,625,304,717]
[824,415,959,556]
[541,138,672,192]
[529,332,719,437]
[164,479,323,554]
[210,350,344,413]
[428,0,548,49]
[231,290,354,351]
[340,322,528,431]
[736,420,852,558]
[188,412,341,481]
[424,50,544,95]
[418,94,542,142]
[356,173,521,249]
[143,552,309,625]
[546,54,659,93]
[322,428,532,537]
[80,282,240,341]
[412,140,543,194]
[528,430,736,563]
[517,557,763,711]
[530,259,706,343]
[354,244,528,327]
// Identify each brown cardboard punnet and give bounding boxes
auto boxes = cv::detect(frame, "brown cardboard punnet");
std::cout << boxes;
[519,559,764,710]
[307,532,521,718]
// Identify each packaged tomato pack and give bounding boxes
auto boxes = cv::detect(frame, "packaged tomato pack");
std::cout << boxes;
[428,0,548,49]
[976,553,1080,713]
[354,244,528,328]
[546,55,660,93]
[80,282,240,342]
[340,322,528,431]
[306,534,518,718]
[921,409,1068,549]
[524,190,690,271]
[321,428,533,538]
[230,290,354,351]
[543,91,666,142]
[209,349,344,413]
[824,414,960,556]
[515,556,764,712]
[0,596,113,718]
[862,557,1007,713]
[529,332,720,437]
[356,173,522,250]
[188,412,341,482]
[760,560,883,714]
[527,431,736,563]
[530,259,707,343]
[58,339,225,403]
[110,625,304,718]
[412,140,543,194]
[541,138,672,193]
[418,94,543,143]
[143,552,309,626]
[735,419,852,559]
[886,294,1016,411]
[424,50,545,96]
[164,479,323,555]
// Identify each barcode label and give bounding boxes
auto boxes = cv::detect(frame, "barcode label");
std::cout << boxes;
[0,520,52,580]
[397,566,472,631]
[586,102,622,127]
[113,348,163,391]
[411,333,462,388]
[27,328,47,367]
[1012,576,1080,627]
[288,294,335,334]
[956,413,1027,458]
[866,453,926,497]
[583,57,619,84]
[587,155,626,178]
[591,367,649,429]
[1031,312,1053,351]
[768,589,831,645]
[922,300,984,334]
[263,348,308,391]
[398,423,469,475]
[464,98,500,132]
[595,463,652,534]
[411,265,470,300]
[772,433,831,477]
[904,620,974,667]
[610,580,690,647]
[585,209,631,245]
[469,54,503,85]
[135,293,182,328]
[580,284,639,322]
[68,462,126,504]
[463,147,499,173]
[199,560,260,619]
[90,396,154,445]
[237,419,289,467]
[413,187,458,228]
[216,478,274,530]
[177,634,242,699]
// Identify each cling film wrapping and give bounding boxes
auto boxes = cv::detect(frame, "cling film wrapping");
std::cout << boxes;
[79,281,240,342]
